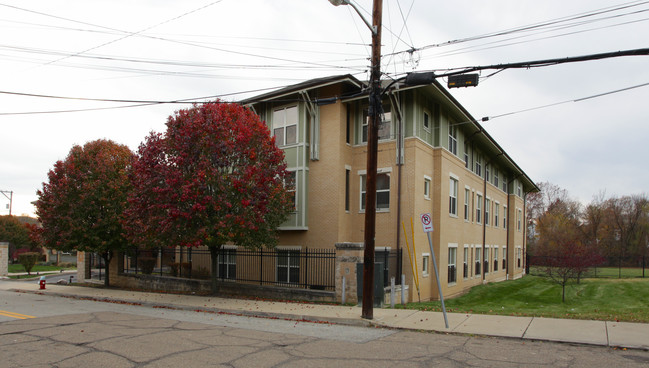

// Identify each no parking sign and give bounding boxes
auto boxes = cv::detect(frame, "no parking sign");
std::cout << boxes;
[420,213,433,232]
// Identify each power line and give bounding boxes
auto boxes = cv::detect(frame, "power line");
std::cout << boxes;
[0,2,361,72]
[484,81,649,121]
[384,0,649,60]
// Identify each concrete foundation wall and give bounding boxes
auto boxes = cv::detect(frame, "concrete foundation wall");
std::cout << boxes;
[0,242,8,277]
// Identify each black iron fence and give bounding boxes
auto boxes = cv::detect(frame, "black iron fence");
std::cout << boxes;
[121,247,336,291]
[120,246,403,292]
[527,255,648,278]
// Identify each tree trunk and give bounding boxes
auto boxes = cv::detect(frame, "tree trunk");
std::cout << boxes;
[102,251,111,287]
[209,245,222,295]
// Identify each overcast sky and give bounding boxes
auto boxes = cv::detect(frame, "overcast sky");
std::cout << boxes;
[1,0,648,217]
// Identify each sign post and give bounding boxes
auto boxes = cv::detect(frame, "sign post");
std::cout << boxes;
[420,213,449,328]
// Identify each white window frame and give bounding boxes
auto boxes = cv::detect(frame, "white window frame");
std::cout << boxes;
[476,194,483,224]
[423,110,431,132]
[276,246,301,284]
[448,244,457,284]
[484,246,490,275]
[448,124,457,155]
[422,253,430,277]
[362,109,392,143]
[273,105,298,147]
[503,205,508,229]
[424,175,431,200]
[485,198,491,226]
[475,154,482,177]
[449,176,458,216]
[494,202,500,228]
[359,168,391,212]
[463,246,469,279]
[285,170,297,212]
[464,187,470,221]
[494,247,499,272]
[517,208,523,231]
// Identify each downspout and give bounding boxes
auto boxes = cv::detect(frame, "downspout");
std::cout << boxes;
[522,190,531,275]
[506,188,511,279]
[482,165,487,282]
[483,154,504,282]
[505,173,522,279]
[389,91,404,277]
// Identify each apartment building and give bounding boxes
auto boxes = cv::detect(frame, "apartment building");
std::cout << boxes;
[241,74,538,302]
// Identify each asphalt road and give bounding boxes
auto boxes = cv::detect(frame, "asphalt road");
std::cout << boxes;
[1,290,649,367]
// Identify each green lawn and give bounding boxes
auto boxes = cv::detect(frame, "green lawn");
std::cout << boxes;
[8,264,76,274]
[399,275,649,323]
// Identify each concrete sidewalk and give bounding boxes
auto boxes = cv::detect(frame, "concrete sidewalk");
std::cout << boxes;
[1,279,647,350]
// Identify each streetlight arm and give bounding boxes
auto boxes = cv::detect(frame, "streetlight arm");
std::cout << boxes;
[328,0,377,35]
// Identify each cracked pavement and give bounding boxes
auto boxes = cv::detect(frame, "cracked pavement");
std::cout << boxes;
[2,311,649,367]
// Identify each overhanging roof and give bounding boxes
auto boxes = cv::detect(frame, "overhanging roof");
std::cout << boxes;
[240,74,538,193]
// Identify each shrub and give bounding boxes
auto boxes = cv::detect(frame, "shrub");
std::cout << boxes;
[18,252,41,275]
[139,257,156,274]
[170,262,192,277]
[193,267,210,280]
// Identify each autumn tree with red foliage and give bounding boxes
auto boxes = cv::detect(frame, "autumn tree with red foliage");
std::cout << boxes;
[36,139,134,286]
[535,198,604,301]
[125,102,293,293]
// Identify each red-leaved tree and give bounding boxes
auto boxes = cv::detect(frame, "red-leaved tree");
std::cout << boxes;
[36,139,134,286]
[125,102,293,293]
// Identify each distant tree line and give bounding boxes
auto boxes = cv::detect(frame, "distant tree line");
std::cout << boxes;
[526,182,648,301]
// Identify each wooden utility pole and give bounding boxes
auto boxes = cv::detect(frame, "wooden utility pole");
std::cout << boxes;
[361,0,383,320]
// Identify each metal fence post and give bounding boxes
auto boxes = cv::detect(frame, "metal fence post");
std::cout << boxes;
[390,277,395,308]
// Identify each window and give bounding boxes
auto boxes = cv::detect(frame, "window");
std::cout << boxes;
[494,168,499,188]
[346,109,351,144]
[422,253,430,277]
[273,106,298,146]
[448,124,457,155]
[476,194,482,224]
[424,176,431,199]
[464,143,470,169]
[449,177,458,216]
[448,246,457,284]
[475,248,482,275]
[218,249,236,280]
[423,111,430,131]
[502,247,507,270]
[503,206,508,229]
[502,180,508,193]
[361,172,390,211]
[277,249,299,284]
[285,171,297,211]
[475,154,482,177]
[485,164,490,182]
[485,198,491,226]
[517,183,522,197]
[362,108,391,143]
[463,247,469,279]
[495,203,500,228]
[517,209,522,231]
[517,248,522,268]
[464,188,470,221]
[494,247,499,272]
[484,247,490,274]
[345,169,350,212]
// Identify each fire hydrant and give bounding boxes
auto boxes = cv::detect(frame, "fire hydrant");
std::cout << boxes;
[39,276,46,290]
